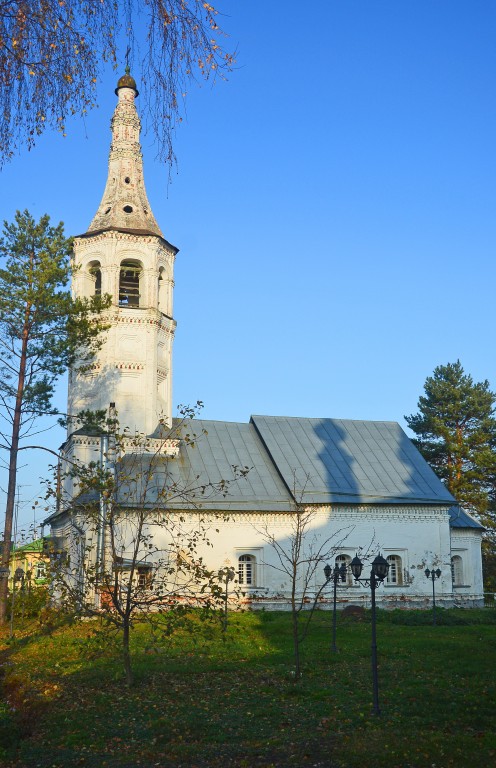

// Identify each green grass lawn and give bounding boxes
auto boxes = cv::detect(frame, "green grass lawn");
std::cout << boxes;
[1,609,495,767]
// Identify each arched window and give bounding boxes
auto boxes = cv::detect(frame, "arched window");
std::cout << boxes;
[84,260,101,298]
[386,555,403,585]
[158,267,165,312]
[119,260,142,307]
[451,555,463,586]
[335,554,353,586]
[90,266,101,296]
[238,554,256,587]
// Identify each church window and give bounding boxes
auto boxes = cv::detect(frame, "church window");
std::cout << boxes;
[123,205,133,214]
[451,555,463,586]
[335,554,353,585]
[137,567,152,589]
[119,261,141,307]
[124,177,131,184]
[158,267,165,311]
[238,554,256,587]
[91,268,101,296]
[88,262,101,297]
[386,555,403,585]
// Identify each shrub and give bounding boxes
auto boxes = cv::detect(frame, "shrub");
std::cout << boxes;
[7,587,49,619]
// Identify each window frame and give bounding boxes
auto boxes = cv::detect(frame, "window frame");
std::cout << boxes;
[89,264,102,296]
[451,555,464,587]
[34,561,47,581]
[137,566,153,589]
[119,260,142,307]
[335,554,353,586]
[385,554,403,586]
[238,554,256,587]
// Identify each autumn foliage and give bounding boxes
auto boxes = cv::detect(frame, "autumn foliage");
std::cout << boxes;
[0,1,235,166]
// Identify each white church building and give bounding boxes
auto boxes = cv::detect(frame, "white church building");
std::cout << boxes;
[46,71,484,609]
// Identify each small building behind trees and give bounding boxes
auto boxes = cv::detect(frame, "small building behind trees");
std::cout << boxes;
[7,539,49,592]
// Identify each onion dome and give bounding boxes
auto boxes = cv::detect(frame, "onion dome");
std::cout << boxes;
[115,66,139,96]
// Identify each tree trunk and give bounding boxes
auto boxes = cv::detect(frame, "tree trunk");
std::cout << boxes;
[122,617,134,687]
[0,307,30,624]
[292,607,301,681]
[291,566,301,680]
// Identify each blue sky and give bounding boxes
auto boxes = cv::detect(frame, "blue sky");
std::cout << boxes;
[1,0,495,530]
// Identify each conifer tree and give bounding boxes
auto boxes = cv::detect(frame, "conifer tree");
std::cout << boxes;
[405,361,496,511]
[0,210,110,623]
[405,360,496,588]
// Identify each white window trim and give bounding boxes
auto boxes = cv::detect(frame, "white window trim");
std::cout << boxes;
[451,553,468,588]
[334,553,354,587]
[234,547,264,590]
[382,549,410,588]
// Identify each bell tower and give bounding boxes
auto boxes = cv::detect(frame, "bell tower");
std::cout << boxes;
[68,69,178,435]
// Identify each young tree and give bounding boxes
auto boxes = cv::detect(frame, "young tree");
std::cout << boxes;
[0,210,110,624]
[0,1,234,167]
[255,476,353,680]
[48,407,249,686]
[405,361,496,587]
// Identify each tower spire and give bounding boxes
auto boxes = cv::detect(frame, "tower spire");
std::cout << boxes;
[87,70,162,238]
[69,71,178,436]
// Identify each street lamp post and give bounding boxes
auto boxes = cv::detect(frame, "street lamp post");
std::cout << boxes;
[350,553,390,716]
[218,566,236,633]
[425,568,442,625]
[324,562,347,652]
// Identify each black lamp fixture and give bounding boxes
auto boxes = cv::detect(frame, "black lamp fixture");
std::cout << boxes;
[350,553,390,715]
[425,567,442,625]
[324,561,347,652]
[350,553,389,583]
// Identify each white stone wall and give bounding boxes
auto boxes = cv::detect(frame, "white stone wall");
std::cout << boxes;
[450,528,484,603]
[49,502,484,610]
[68,75,177,438]
[69,231,176,434]
[147,504,483,608]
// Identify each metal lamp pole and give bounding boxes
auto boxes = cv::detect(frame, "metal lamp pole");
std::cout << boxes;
[324,562,347,652]
[350,553,390,716]
[425,568,442,625]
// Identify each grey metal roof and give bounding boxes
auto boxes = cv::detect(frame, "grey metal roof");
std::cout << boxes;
[146,415,454,509]
[118,419,293,512]
[250,415,455,505]
[47,415,461,523]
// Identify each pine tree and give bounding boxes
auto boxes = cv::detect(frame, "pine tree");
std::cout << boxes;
[405,360,496,589]
[406,361,496,510]
[0,210,110,623]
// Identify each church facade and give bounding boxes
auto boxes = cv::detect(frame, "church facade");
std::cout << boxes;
[46,72,484,609]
